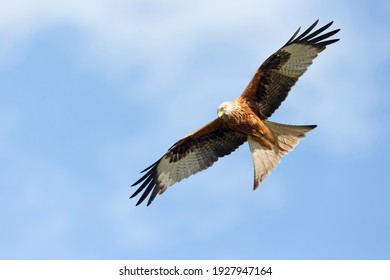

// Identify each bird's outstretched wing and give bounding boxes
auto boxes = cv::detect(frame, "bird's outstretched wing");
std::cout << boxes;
[239,20,340,119]
[131,118,247,206]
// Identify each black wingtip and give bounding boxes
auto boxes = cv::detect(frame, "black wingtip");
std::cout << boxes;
[285,20,340,47]
[140,159,160,173]
[146,184,161,206]
[131,167,154,187]
[135,199,143,206]
[131,158,162,206]
[285,26,301,45]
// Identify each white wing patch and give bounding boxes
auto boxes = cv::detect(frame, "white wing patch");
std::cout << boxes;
[280,44,321,78]
[156,148,215,194]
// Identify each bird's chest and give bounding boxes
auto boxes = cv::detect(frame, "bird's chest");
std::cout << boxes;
[226,108,263,136]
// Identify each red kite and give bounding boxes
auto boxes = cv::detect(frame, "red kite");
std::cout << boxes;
[131,20,339,206]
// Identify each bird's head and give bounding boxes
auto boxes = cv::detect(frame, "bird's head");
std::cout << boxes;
[217,101,234,120]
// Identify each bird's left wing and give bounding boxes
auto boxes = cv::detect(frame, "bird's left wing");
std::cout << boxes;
[131,118,246,206]
[239,20,340,119]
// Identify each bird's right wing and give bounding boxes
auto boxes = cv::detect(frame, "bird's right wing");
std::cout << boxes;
[240,20,340,119]
[131,118,247,206]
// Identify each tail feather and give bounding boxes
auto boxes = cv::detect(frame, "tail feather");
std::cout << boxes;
[248,121,316,190]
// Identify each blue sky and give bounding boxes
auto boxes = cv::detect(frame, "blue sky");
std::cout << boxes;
[1,0,389,259]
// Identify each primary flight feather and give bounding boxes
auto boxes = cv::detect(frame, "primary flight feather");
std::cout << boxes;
[131,20,340,206]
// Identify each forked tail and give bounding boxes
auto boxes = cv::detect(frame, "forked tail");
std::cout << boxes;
[248,121,316,190]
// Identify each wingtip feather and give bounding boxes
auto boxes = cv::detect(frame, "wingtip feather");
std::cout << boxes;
[285,20,340,47]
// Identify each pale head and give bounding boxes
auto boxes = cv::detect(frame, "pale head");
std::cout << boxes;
[217,101,235,120]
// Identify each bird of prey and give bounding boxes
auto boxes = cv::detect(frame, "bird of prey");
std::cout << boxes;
[131,20,340,206]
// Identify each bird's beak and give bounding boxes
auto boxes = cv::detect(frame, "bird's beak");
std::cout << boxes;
[217,109,223,118]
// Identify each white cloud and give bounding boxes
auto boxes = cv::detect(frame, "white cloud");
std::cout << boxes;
[0,0,332,78]
[0,0,386,167]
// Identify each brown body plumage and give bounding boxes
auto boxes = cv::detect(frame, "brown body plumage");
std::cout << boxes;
[217,100,277,150]
[131,20,340,206]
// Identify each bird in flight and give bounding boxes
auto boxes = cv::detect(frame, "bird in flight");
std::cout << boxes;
[131,20,340,206]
